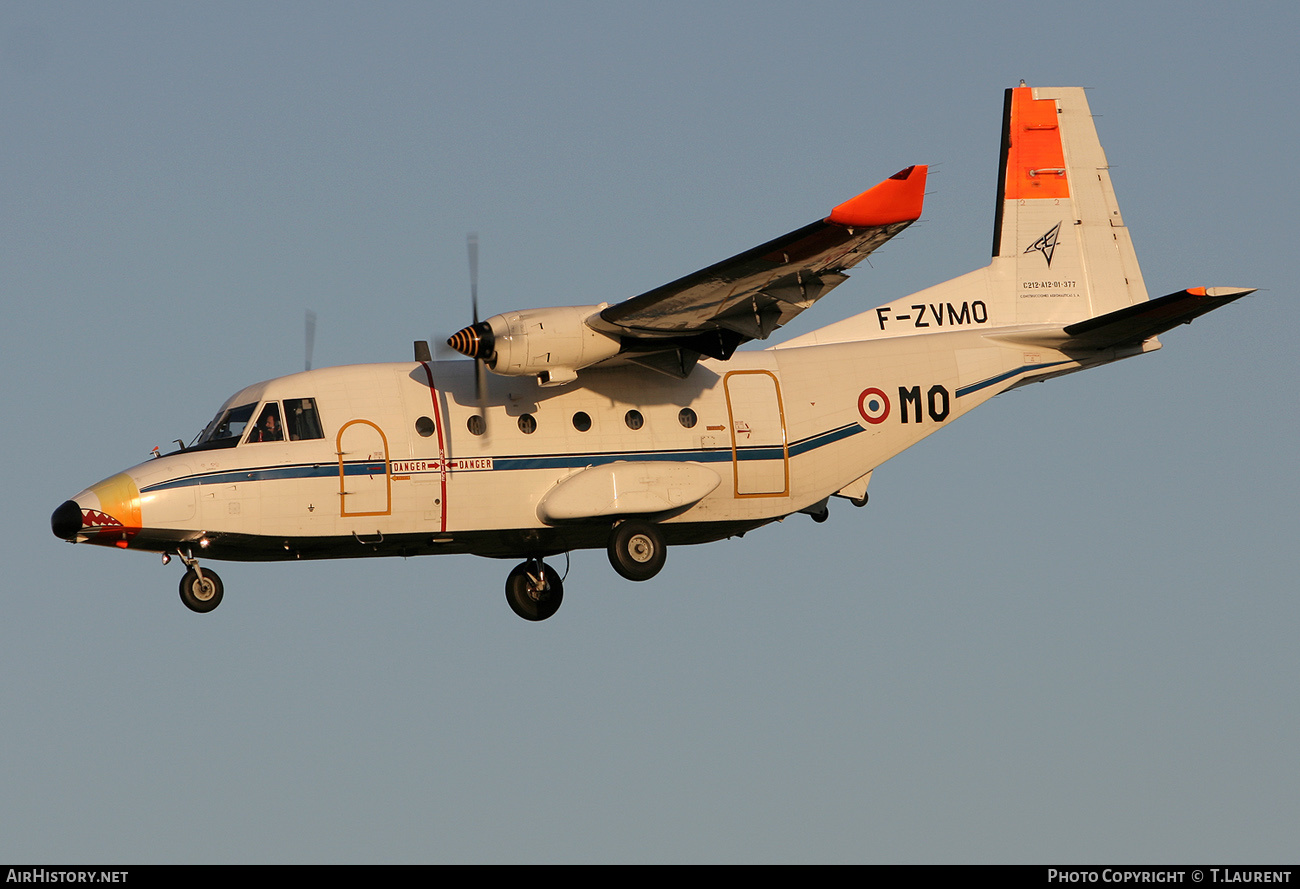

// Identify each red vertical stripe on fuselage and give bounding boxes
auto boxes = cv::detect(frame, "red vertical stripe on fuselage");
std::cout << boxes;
[418,362,449,533]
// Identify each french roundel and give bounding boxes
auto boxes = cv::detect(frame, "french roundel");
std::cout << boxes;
[858,388,890,425]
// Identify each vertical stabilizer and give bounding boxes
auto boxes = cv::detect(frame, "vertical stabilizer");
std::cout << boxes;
[782,85,1152,349]
[992,85,1149,324]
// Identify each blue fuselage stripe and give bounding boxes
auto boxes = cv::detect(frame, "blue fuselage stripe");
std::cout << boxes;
[956,361,1072,398]
[139,423,868,493]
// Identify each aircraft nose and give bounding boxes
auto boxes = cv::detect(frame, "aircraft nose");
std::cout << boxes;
[51,499,83,540]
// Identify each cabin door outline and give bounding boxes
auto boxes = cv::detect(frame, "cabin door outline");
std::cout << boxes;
[723,370,789,498]
[337,419,392,517]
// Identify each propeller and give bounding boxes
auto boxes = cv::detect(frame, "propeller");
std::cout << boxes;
[468,232,479,324]
[445,233,491,431]
[447,234,495,363]
[304,310,317,371]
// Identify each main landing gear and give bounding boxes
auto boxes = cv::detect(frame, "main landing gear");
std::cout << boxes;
[505,558,563,621]
[503,520,668,621]
[607,519,666,582]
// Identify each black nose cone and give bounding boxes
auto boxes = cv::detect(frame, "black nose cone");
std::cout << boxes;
[52,500,83,540]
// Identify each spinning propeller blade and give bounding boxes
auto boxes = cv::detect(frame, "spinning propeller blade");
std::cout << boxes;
[304,310,317,371]
[442,233,491,433]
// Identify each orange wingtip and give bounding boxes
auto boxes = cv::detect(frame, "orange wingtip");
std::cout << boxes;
[826,165,927,228]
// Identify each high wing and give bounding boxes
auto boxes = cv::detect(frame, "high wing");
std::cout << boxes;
[445,164,928,383]
[590,165,928,372]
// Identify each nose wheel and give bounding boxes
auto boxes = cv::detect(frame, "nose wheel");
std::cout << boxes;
[505,559,563,621]
[179,566,224,613]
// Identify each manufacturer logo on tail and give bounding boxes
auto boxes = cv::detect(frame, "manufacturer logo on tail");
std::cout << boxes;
[1025,221,1062,267]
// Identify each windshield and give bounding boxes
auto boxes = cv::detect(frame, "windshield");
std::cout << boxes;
[181,396,324,452]
[190,402,257,449]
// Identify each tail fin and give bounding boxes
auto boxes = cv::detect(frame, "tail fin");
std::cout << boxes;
[784,85,1154,346]
[991,85,1148,324]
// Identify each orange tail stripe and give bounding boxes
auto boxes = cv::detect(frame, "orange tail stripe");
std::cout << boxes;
[1004,87,1070,201]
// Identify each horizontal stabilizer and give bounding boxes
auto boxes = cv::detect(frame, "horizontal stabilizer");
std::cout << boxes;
[1060,287,1255,350]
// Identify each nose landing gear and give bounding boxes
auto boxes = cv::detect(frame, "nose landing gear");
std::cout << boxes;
[505,558,563,621]
[179,566,224,613]
[176,550,223,613]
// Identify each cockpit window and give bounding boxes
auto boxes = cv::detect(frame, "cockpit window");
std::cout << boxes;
[183,397,322,452]
[246,403,284,443]
[192,402,256,449]
[284,397,324,441]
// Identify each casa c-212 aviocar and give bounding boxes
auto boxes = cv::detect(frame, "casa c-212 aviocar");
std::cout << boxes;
[52,85,1253,621]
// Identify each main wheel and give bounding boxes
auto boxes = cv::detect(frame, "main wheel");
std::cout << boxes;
[179,567,224,613]
[607,520,666,582]
[505,560,563,621]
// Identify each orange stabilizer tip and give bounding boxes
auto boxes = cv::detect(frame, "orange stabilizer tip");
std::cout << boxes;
[1187,287,1208,296]
[826,165,928,228]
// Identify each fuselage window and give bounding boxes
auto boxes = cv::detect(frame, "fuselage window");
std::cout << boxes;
[284,398,324,441]
[247,403,284,443]
[572,411,592,432]
[518,414,536,434]
[467,414,486,436]
[678,407,697,429]
[624,409,644,430]
[415,416,436,437]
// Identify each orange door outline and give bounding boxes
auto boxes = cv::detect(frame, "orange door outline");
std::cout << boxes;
[723,370,789,498]
[337,419,392,517]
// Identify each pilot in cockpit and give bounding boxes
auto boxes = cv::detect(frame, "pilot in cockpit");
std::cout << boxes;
[247,404,284,443]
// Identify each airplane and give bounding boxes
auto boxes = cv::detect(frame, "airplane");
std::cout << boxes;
[51,85,1254,621]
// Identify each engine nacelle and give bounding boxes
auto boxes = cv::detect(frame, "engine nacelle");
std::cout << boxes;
[447,304,622,386]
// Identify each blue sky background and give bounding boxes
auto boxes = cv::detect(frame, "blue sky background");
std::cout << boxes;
[3,1,1296,863]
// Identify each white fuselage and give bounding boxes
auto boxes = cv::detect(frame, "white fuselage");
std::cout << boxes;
[63,323,1100,564]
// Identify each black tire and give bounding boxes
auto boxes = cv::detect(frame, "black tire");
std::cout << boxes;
[505,560,563,621]
[179,567,223,613]
[607,520,666,582]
